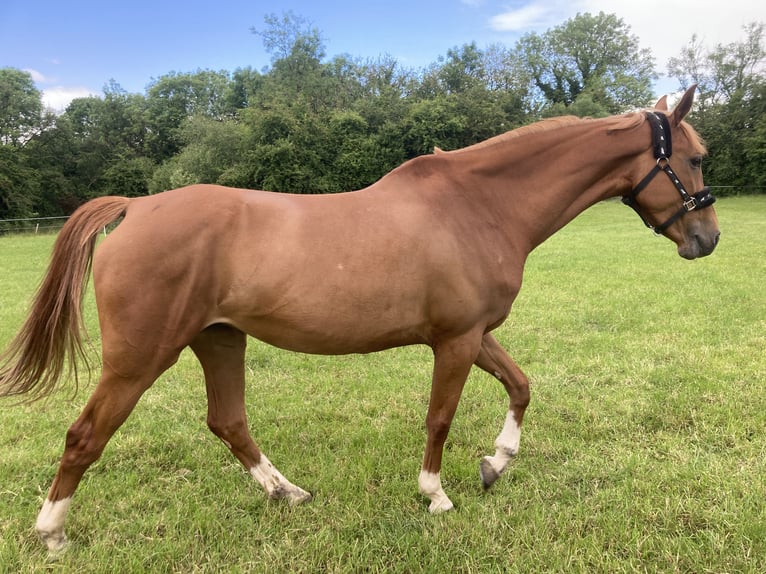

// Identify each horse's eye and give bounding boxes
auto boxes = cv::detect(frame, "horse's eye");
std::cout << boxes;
[690,157,703,169]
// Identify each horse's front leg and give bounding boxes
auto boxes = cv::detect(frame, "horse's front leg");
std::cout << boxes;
[419,331,483,513]
[474,333,530,489]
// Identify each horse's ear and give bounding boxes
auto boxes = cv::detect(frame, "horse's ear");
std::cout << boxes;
[654,95,668,111]
[669,84,698,126]
[433,146,444,154]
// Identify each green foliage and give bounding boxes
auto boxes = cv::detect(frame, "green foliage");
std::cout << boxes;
[515,12,656,115]
[0,13,764,218]
[0,70,58,219]
[325,111,379,191]
[145,70,234,161]
[669,22,765,106]
[403,97,465,155]
[673,23,766,195]
[148,116,247,193]
[253,11,326,65]
[101,156,155,197]
[742,84,766,189]
[0,145,39,218]
[0,68,43,147]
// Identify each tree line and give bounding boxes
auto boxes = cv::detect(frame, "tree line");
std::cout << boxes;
[1,12,764,220]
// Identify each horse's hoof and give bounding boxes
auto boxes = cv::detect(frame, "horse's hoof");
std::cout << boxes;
[288,490,313,506]
[428,498,454,513]
[480,457,500,490]
[40,533,68,561]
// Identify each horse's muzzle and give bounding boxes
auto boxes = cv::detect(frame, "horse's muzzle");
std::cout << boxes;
[679,230,720,260]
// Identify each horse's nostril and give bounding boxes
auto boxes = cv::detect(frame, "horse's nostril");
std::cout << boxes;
[714,232,721,246]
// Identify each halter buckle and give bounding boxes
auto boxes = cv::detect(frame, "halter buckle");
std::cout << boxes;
[683,197,698,211]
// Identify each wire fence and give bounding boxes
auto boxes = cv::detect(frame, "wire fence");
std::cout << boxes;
[0,216,69,235]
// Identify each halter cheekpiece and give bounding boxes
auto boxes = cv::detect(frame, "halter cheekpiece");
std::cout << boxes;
[622,111,716,235]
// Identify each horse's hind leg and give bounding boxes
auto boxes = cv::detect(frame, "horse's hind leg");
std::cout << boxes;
[35,366,162,554]
[474,333,531,490]
[189,325,311,505]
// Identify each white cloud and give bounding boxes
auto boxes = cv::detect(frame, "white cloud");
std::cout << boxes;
[489,3,552,31]
[488,0,584,32]
[488,1,766,68]
[578,0,765,67]
[22,68,99,112]
[485,0,765,94]
[24,68,53,84]
[42,86,100,112]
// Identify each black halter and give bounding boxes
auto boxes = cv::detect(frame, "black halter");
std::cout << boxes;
[622,111,716,235]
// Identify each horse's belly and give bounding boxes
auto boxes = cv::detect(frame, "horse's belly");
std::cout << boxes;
[224,310,427,355]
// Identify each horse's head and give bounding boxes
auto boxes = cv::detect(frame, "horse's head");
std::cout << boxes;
[623,85,720,259]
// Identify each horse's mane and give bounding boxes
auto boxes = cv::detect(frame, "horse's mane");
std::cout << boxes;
[436,110,706,156]
[452,116,585,153]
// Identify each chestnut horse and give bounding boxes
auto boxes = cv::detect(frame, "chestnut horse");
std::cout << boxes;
[1,86,718,554]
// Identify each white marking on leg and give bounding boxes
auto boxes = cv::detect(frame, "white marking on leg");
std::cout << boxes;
[418,470,454,513]
[485,410,521,476]
[250,454,311,505]
[36,497,71,554]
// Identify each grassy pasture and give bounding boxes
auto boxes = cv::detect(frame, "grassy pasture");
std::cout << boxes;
[0,196,764,573]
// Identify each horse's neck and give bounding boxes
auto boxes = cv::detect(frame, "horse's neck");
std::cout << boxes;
[452,122,642,252]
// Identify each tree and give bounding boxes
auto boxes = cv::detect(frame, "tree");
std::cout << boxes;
[402,97,466,155]
[668,22,765,107]
[414,44,484,100]
[16,112,80,215]
[149,115,248,193]
[406,43,529,150]
[742,82,766,190]
[55,85,151,201]
[224,67,263,111]
[437,43,485,94]
[482,43,531,98]
[0,68,43,146]
[252,12,333,114]
[99,81,149,155]
[515,12,656,115]
[0,145,39,218]
[0,68,53,217]
[323,110,397,192]
[252,11,325,65]
[352,55,412,133]
[145,70,233,161]
[668,22,766,194]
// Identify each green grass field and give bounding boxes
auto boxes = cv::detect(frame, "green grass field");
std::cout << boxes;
[1,197,764,573]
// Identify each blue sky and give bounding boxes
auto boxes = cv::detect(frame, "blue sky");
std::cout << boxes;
[1,0,763,110]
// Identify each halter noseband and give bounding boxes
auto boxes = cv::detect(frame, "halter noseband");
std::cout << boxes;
[622,111,716,235]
